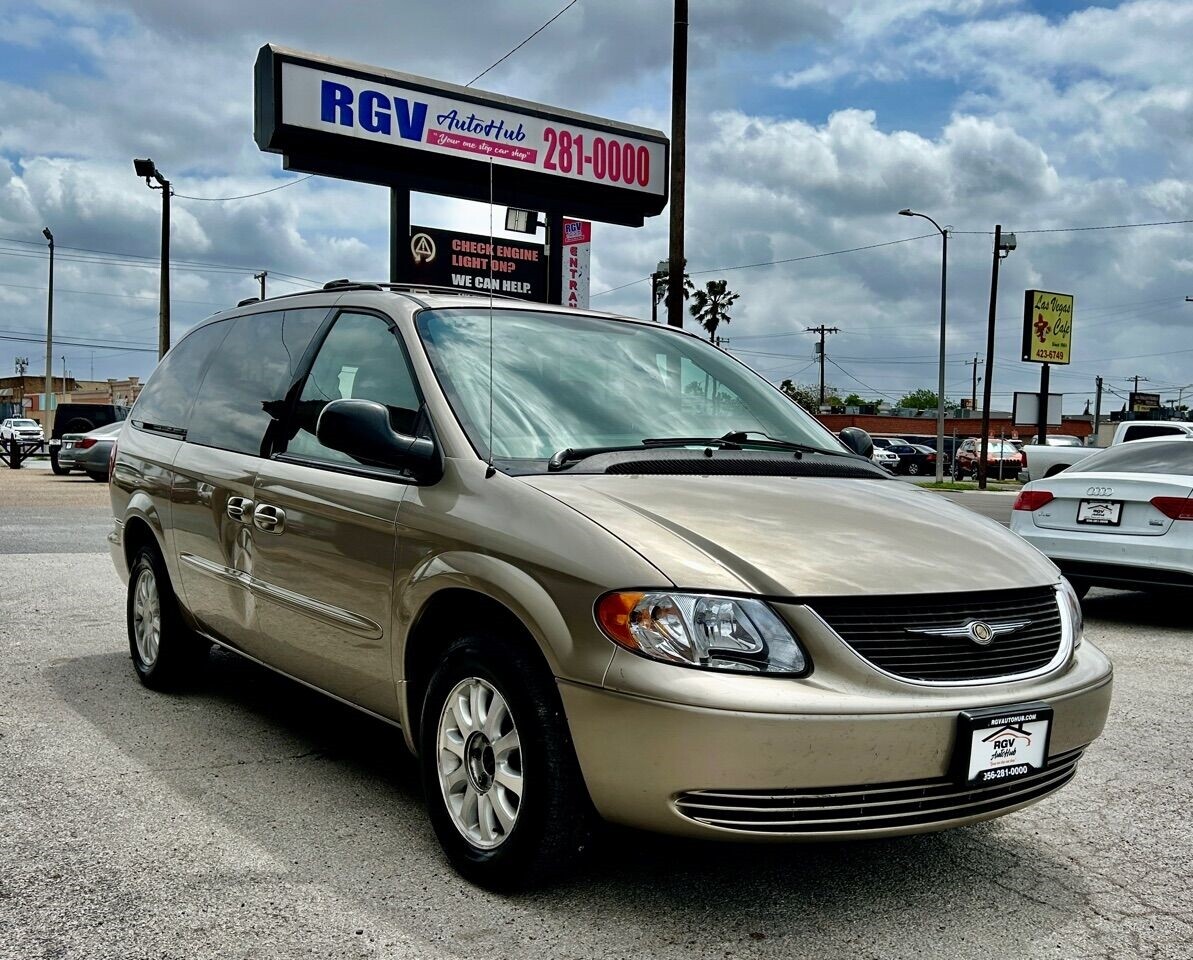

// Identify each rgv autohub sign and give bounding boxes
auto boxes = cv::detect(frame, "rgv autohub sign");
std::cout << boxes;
[406,225,546,298]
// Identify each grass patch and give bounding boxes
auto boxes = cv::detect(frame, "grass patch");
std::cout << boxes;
[914,479,1021,492]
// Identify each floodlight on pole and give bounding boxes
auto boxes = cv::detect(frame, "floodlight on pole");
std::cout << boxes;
[133,158,171,358]
[898,207,949,483]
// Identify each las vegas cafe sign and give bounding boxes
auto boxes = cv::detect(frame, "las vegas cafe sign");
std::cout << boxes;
[254,45,669,227]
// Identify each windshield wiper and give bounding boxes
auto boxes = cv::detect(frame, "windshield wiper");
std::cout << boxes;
[644,431,846,457]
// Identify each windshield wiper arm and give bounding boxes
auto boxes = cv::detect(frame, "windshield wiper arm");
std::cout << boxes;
[643,431,845,457]
[547,444,650,471]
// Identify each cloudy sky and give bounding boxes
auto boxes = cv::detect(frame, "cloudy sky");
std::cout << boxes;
[1,0,1191,413]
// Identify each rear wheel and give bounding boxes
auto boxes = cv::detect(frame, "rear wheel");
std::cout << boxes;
[50,449,69,475]
[127,546,208,689]
[87,470,106,482]
[420,630,594,890]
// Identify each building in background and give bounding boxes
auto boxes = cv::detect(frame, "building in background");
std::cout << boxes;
[0,375,142,429]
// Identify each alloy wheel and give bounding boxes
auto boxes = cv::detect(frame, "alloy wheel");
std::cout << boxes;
[132,568,161,667]
[436,676,523,849]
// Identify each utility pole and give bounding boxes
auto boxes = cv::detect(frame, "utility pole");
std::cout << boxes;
[806,325,840,406]
[133,158,171,358]
[965,355,983,410]
[665,0,688,328]
[978,225,1016,489]
[1093,375,1103,445]
[254,271,268,300]
[42,227,54,423]
[713,336,730,348]
[61,355,67,400]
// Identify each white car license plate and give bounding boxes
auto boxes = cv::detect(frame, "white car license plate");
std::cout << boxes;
[63,441,75,450]
[1077,499,1122,525]
[957,702,1052,785]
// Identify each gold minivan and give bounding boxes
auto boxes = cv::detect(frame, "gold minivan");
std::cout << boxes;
[109,283,1112,888]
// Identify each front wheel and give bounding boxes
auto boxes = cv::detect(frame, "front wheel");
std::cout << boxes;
[907,462,921,476]
[420,631,594,890]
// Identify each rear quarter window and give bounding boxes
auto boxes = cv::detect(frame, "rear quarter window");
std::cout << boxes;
[130,320,232,436]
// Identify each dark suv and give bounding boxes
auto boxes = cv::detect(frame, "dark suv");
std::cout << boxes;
[49,403,128,474]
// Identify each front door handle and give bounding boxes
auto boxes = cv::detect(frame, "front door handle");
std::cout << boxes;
[253,503,286,534]
[226,496,254,523]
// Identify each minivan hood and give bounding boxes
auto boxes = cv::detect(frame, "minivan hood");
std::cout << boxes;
[523,474,1057,596]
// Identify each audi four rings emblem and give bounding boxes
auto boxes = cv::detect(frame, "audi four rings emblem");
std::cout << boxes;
[1086,486,1114,497]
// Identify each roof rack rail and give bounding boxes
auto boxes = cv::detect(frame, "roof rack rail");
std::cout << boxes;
[323,280,526,301]
[323,278,383,291]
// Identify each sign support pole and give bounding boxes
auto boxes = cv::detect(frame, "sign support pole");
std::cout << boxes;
[1036,362,1050,445]
[978,224,1002,490]
[546,210,564,305]
[390,188,410,284]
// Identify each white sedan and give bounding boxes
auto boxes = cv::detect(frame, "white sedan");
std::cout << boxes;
[1010,436,1193,596]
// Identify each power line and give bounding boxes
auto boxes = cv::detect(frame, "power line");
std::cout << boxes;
[0,279,224,307]
[174,175,315,201]
[952,217,1193,236]
[466,0,582,87]
[590,233,937,299]
[0,333,158,354]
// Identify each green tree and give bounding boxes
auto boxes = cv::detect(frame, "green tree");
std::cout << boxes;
[780,379,840,414]
[898,388,943,409]
[689,279,740,341]
[843,392,881,407]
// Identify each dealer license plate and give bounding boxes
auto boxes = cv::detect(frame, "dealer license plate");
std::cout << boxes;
[1077,499,1122,525]
[957,702,1052,785]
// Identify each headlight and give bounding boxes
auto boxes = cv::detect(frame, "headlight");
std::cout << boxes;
[595,591,808,675]
[1059,577,1083,649]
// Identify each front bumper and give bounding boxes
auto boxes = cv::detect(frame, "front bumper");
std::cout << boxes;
[561,639,1112,840]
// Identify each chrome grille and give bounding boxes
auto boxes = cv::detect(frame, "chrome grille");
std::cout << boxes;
[675,747,1083,834]
[810,587,1064,682]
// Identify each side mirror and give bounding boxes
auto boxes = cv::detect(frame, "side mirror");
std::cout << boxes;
[315,398,440,481]
[838,426,874,460]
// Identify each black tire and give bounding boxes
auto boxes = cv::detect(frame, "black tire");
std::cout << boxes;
[50,449,69,475]
[419,630,594,890]
[87,470,107,482]
[1068,579,1091,600]
[127,545,208,690]
[907,462,921,476]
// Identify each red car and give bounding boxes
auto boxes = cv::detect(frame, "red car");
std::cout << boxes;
[952,438,1024,480]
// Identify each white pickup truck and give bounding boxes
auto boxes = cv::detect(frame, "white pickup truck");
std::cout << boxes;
[1021,420,1193,480]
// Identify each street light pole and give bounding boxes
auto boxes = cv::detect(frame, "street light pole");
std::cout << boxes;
[978,225,1017,489]
[666,0,688,328]
[134,158,171,358]
[899,209,948,482]
[42,227,54,423]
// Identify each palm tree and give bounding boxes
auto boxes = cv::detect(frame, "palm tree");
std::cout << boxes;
[689,279,740,341]
[652,264,695,318]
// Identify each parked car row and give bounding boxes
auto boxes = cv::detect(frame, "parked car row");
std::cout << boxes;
[870,435,950,475]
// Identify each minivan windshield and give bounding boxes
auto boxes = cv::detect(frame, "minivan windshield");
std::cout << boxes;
[416,309,843,462]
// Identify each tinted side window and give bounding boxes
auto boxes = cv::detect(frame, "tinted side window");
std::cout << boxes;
[130,320,231,436]
[1123,425,1182,442]
[283,311,421,466]
[186,309,325,456]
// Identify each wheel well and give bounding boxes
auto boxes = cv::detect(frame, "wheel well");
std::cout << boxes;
[1044,465,1067,477]
[403,589,545,744]
[122,516,160,573]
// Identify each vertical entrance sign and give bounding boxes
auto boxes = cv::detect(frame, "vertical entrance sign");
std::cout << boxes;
[1022,289,1074,444]
[255,46,668,301]
[561,218,591,309]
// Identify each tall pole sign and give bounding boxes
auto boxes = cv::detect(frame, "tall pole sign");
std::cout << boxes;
[1022,289,1074,444]
[255,45,669,238]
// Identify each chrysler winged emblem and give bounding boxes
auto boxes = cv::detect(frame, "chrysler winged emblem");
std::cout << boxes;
[907,618,1031,647]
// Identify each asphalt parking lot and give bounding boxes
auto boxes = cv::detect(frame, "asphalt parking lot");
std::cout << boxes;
[1,467,1189,959]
